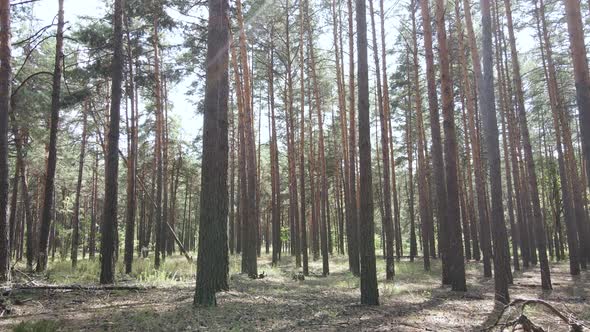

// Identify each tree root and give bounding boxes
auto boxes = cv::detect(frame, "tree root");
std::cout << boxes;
[485,298,586,332]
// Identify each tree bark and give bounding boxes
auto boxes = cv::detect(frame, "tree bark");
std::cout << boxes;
[0,0,10,281]
[410,0,431,271]
[369,0,394,279]
[346,0,360,276]
[71,102,88,268]
[419,0,450,284]
[357,0,378,305]
[99,0,124,284]
[480,0,511,302]
[194,0,230,306]
[36,0,64,273]
[298,0,309,275]
[435,0,466,291]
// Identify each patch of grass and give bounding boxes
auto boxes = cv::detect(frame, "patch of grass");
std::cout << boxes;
[13,320,59,332]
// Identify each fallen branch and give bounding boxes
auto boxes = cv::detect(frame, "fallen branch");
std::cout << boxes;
[5,284,156,292]
[485,298,586,332]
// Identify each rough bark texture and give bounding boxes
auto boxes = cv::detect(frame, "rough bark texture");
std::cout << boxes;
[0,0,11,282]
[411,0,431,271]
[419,0,450,284]
[100,0,124,284]
[357,0,379,305]
[480,0,510,302]
[194,0,230,306]
[562,0,590,197]
[435,0,466,291]
[235,0,257,278]
[347,0,360,276]
[37,0,64,273]
[369,0,394,280]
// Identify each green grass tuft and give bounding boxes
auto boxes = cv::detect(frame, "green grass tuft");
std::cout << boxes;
[13,320,60,332]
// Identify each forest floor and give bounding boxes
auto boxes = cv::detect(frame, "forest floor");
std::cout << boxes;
[0,253,588,331]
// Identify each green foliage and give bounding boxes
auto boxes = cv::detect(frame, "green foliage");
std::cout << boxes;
[13,320,59,332]
[280,227,290,243]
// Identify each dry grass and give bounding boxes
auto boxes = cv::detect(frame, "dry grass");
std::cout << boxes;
[1,253,588,331]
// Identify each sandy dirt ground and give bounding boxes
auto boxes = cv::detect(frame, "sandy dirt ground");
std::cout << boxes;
[0,256,588,331]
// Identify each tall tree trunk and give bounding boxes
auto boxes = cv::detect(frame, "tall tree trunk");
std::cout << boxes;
[490,0,514,284]
[411,0,431,271]
[463,0,492,270]
[124,13,137,274]
[235,0,258,277]
[419,0,450,284]
[332,0,351,266]
[194,0,230,305]
[284,0,300,268]
[405,66,417,263]
[36,0,64,273]
[8,151,18,260]
[100,0,124,284]
[503,0,552,287]
[562,0,590,196]
[71,102,88,268]
[89,151,98,260]
[369,0,394,279]
[0,0,10,281]
[162,79,169,260]
[153,14,164,270]
[304,0,329,276]
[298,0,309,275]
[269,31,281,266]
[435,0,466,291]
[357,0,378,305]
[492,1,519,271]
[347,0,360,276]
[229,94,236,255]
[480,0,511,302]
[535,0,580,274]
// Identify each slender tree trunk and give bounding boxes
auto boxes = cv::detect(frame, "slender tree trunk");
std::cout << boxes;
[298,0,309,275]
[153,13,164,270]
[229,94,236,255]
[419,0,450,284]
[368,0,394,279]
[284,0,300,268]
[71,102,88,268]
[411,0,431,271]
[435,0,466,291]
[502,0,552,287]
[405,69,417,263]
[492,2,519,271]
[8,153,18,260]
[347,0,360,276]
[534,0,579,274]
[357,0,379,304]
[562,0,590,196]
[269,32,281,266]
[0,0,10,281]
[235,0,257,277]
[124,13,137,274]
[100,0,124,284]
[89,151,98,260]
[36,0,64,273]
[480,0,511,302]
